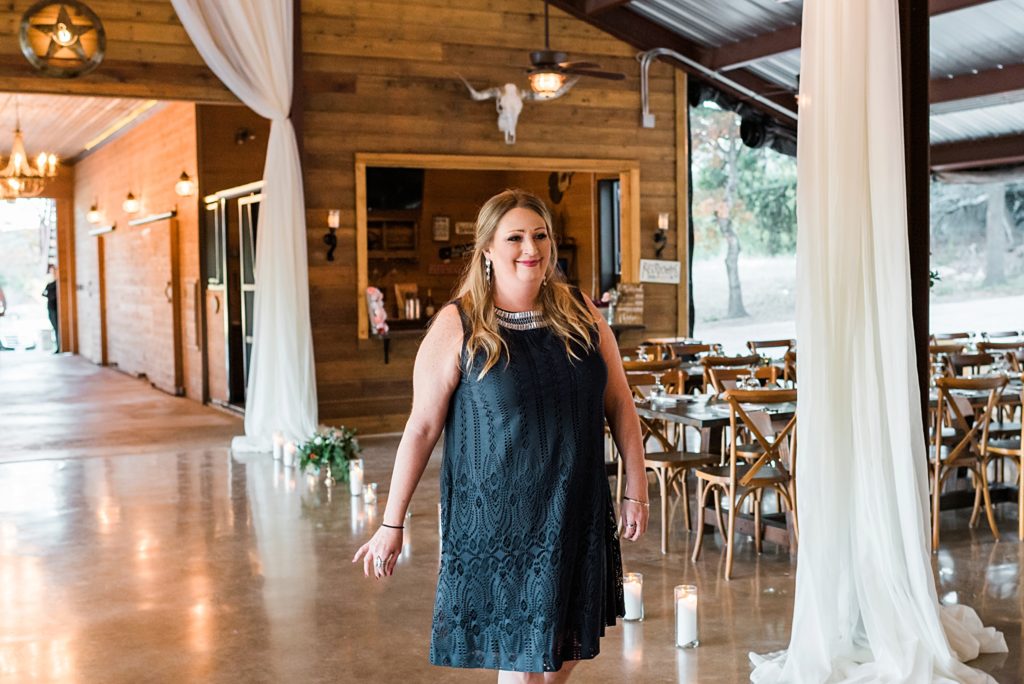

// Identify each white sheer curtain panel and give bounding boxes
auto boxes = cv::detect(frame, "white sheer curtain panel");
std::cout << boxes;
[171,0,318,449]
[749,0,1006,681]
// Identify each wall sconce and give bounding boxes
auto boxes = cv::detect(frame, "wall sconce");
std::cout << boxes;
[324,209,340,261]
[175,171,196,197]
[122,192,140,214]
[654,212,670,257]
[86,201,102,225]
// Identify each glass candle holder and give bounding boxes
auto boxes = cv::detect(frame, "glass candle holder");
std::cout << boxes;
[363,482,378,504]
[623,572,644,621]
[272,431,284,460]
[348,459,364,496]
[675,585,699,648]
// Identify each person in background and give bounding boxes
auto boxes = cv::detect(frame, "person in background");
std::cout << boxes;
[43,265,59,353]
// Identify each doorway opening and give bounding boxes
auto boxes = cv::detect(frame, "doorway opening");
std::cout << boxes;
[0,198,58,353]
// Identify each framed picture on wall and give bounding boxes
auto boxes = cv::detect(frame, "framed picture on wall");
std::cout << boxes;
[432,215,450,242]
[455,221,476,236]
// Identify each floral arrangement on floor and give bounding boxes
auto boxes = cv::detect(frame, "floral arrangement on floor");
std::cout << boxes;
[297,425,362,481]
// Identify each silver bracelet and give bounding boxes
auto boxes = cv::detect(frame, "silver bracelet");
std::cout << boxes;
[622,496,650,507]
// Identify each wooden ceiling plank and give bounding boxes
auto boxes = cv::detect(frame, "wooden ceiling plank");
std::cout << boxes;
[930,63,1024,104]
[930,132,1024,170]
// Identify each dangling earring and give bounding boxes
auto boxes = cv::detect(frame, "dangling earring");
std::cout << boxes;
[485,258,492,283]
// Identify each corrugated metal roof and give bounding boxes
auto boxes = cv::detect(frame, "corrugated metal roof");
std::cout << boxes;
[624,0,1024,146]
[931,99,1024,144]
[930,0,1024,78]
[629,0,802,49]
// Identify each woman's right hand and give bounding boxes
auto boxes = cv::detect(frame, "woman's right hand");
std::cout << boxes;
[352,526,404,579]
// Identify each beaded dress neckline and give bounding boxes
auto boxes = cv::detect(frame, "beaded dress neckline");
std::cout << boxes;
[494,306,548,331]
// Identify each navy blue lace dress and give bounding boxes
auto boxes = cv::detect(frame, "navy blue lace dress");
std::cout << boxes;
[429,296,624,673]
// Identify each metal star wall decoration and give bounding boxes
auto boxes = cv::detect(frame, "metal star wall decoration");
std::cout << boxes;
[19,1,106,78]
[33,4,93,61]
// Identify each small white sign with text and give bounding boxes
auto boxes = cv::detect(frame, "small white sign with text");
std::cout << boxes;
[639,259,681,284]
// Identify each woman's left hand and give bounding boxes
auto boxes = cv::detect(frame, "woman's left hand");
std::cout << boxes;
[620,499,649,542]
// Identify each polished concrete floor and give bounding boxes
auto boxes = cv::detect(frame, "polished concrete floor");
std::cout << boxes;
[0,353,1020,682]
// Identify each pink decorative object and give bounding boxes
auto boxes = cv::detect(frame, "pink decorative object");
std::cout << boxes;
[366,287,389,337]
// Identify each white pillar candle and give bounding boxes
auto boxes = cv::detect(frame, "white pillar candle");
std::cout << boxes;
[283,442,296,468]
[349,459,364,496]
[272,431,284,460]
[675,585,699,648]
[623,572,644,621]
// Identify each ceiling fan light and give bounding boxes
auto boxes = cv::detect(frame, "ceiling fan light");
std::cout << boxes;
[529,71,566,98]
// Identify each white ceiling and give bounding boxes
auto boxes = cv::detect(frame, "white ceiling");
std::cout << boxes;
[0,93,163,164]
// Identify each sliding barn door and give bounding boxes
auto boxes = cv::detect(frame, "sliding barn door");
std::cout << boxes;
[103,217,183,395]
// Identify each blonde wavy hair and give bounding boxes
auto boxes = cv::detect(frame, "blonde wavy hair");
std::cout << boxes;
[455,188,598,379]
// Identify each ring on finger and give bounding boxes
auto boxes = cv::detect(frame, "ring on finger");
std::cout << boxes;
[374,556,385,570]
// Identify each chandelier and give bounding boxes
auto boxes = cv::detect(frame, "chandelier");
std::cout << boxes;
[0,98,57,199]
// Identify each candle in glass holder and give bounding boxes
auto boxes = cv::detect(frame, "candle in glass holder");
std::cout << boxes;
[675,585,699,648]
[363,482,378,504]
[623,572,644,621]
[272,431,284,460]
[349,459,364,496]
[283,442,297,468]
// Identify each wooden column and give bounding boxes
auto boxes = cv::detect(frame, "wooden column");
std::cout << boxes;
[900,0,930,426]
[675,70,690,337]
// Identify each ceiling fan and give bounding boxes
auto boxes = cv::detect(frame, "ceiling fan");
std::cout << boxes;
[525,1,625,99]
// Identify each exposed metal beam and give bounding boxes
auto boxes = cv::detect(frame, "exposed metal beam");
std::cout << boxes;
[711,0,998,71]
[928,0,994,14]
[931,133,1024,170]
[583,0,631,15]
[710,25,801,72]
[548,1,798,123]
[930,63,1024,106]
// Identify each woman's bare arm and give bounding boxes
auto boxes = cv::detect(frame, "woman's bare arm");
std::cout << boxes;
[353,303,463,577]
[584,297,649,540]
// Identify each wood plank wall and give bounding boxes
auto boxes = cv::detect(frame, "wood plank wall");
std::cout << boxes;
[0,0,682,434]
[303,0,679,432]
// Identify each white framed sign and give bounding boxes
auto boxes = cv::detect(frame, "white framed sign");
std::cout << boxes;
[639,259,681,284]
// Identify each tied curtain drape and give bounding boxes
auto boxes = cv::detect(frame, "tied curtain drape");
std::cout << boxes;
[171,0,318,448]
[749,0,1006,682]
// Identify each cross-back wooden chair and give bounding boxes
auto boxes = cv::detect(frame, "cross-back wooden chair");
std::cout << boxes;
[707,365,779,395]
[977,341,1024,355]
[982,331,1021,341]
[983,374,1024,540]
[664,342,719,359]
[622,358,684,397]
[948,352,994,377]
[1011,350,1024,374]
[932,332,972,342]
[783,350,797,383]
[746,339,794,358]
[929,343,967,377]
[623,370,717,554]
[700,354,762,391]
[930,375,1008,550]
[692,388,797,580]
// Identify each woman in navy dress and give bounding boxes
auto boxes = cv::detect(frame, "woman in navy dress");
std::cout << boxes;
[354,189,648,683]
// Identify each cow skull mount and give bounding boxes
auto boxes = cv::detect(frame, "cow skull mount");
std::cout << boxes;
[458,75,577,144]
